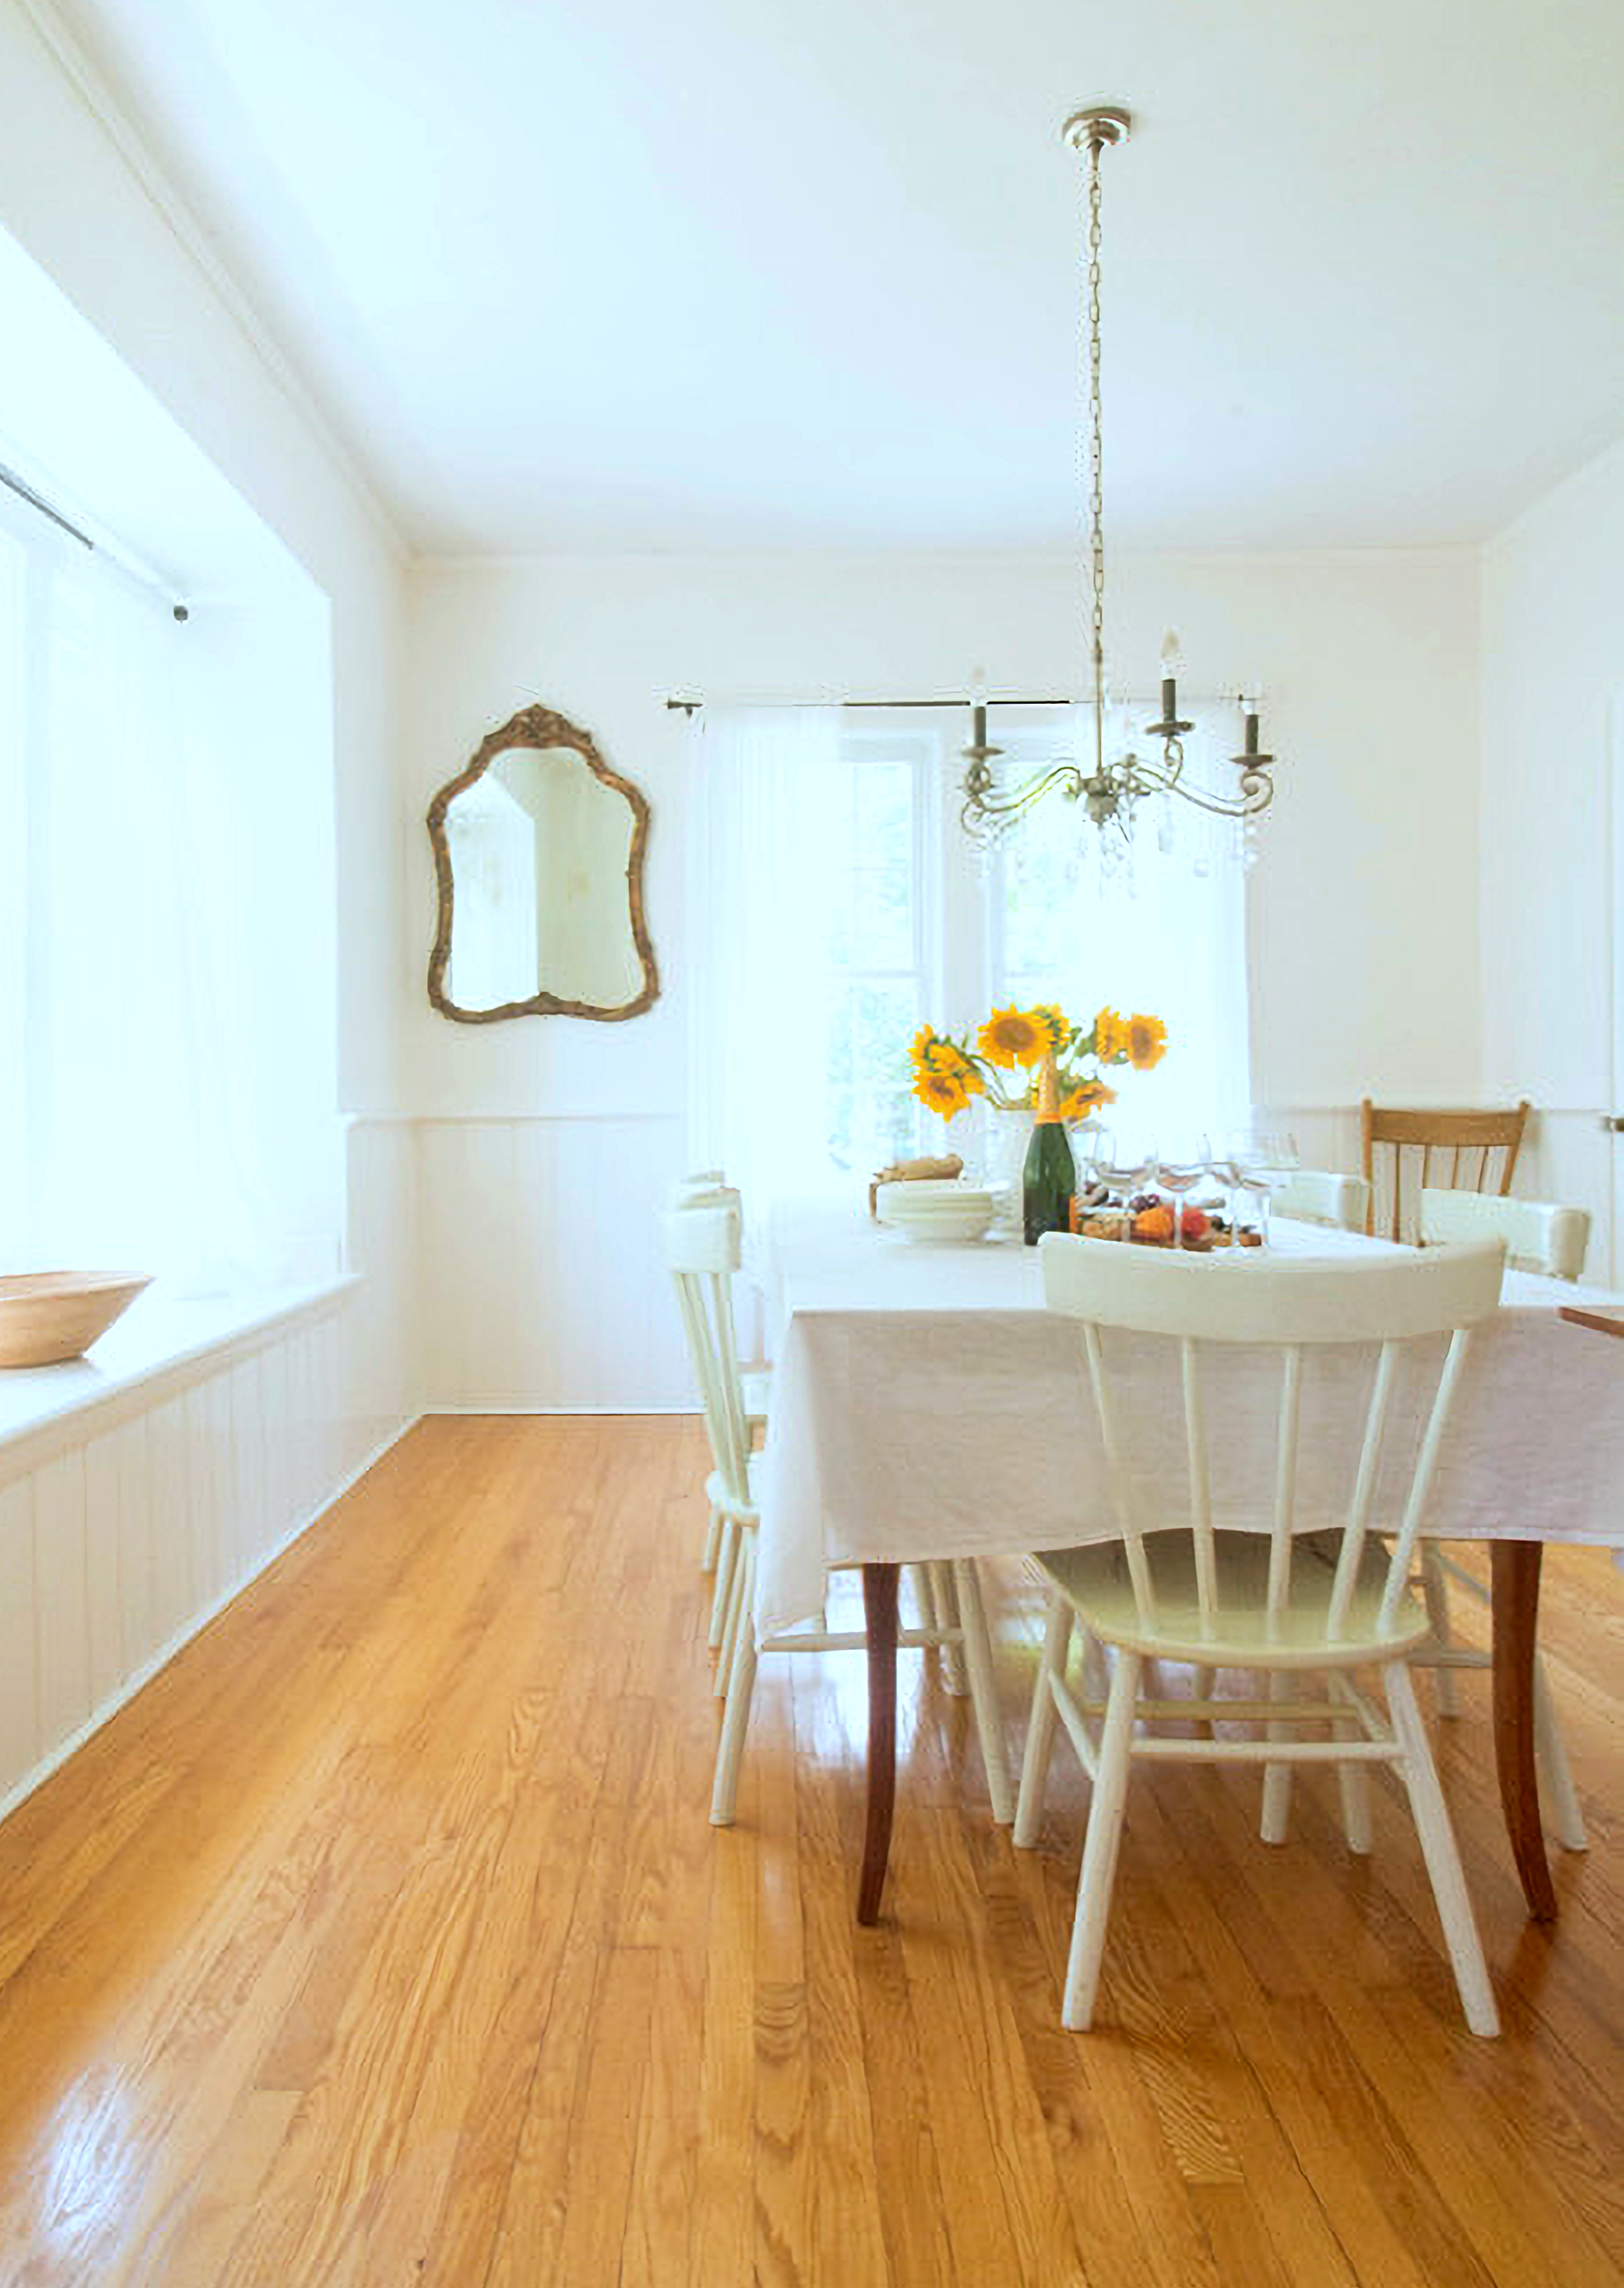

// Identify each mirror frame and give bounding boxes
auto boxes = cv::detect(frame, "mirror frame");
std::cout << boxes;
[426,703,660,1023]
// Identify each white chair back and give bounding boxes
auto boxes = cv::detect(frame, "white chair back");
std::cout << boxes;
[665,1205,751,1507]
[1273,1170,1370,1232]
[1038,1234,1505,1646]
[1419,1187,1589,1281]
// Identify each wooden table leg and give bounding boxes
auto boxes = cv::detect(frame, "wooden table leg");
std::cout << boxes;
[1490,1539,1558,1922]
[857,1561,900,1926]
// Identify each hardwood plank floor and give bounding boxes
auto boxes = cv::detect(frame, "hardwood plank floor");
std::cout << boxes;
[0,1414,1620,2285]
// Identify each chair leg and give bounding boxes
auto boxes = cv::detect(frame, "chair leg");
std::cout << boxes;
[914,1561,938,1634]
[952,1560,1015,1825]
[1015,1593,1074,1848]
[931,1561,969,1696]
[711,1544,759,1827]
[1532,1654,1588,1852]
[1384,1660,1499,2037]
[708,1518,738,1650]
[701,1503,722,1575]
[1420,1544,1461,1717]
[1328,1676,1373,1855]
[1061,1649,1141,2031]
[1191,1662,1216,1740]
[716,1529,749,1699]
[1260,1671,1295,1844]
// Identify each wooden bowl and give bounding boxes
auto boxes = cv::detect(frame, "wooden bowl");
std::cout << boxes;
[0,1272,153,1368]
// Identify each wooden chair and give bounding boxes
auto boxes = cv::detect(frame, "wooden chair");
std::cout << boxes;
[667,1204,1013,1827]
[1361,1100,1530,1244]
[1272,1169,1370,1232]
[1406,1187,1591,1849]
[1014,1233,1506,2035]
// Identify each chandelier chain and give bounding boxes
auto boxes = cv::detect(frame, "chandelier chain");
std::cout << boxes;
[1086,139,1104,694]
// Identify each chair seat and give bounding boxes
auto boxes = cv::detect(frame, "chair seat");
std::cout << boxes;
[1034,1529,1432,1670]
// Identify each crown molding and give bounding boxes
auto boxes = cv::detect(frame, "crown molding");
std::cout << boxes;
[17,0,411,565]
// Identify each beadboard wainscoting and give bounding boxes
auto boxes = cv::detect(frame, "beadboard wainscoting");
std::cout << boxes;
[414,1114,692,1411]
[0,1120,419,1822]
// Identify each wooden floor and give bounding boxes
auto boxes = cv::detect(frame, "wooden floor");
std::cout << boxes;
[0,1418,1621,2285]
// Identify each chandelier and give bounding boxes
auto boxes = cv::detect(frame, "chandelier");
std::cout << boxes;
[960,106,1279,850]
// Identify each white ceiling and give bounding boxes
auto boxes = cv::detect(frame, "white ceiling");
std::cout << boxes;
[52,0,1624,556]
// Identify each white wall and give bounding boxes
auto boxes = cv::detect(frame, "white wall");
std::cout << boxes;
[1480,439,1624,1277]
[402,548,1482,1402]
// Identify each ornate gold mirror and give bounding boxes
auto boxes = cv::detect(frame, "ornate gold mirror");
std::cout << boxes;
[427,705,659,1022]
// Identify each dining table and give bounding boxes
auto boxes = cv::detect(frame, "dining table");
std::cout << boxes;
[755,1198,1624,1925]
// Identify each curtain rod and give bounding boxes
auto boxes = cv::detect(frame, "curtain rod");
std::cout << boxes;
[665,695,1074,718]
[0,458,189,621]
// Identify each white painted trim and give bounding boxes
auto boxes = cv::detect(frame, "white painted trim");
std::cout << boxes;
[0,1408,420,1828]
[410,542,1484,575]
[424,1404,696,1418]
[14,0,410,564]
[0,1276,357,1484]
[377,1110,682,1128]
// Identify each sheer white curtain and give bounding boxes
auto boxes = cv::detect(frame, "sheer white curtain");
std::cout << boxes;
[684,705,845,1245]
[0,491,276,1288]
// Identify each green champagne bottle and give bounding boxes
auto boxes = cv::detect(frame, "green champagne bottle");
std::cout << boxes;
[1022,1054,1076,1247]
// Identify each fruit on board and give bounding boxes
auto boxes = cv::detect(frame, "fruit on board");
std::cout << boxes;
[1133,1204,1176,1242]
[1179,1207,1210,1241]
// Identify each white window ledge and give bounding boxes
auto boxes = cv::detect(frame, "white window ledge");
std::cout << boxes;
[0,1276,358,1482]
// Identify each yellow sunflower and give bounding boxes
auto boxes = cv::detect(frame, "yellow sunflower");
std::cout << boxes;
[1092,1007,1130,1063]
[1059,1076,1117,1122]
[912,1066,971,1119]
[1126,1012,1168,1070]
[1030,1004,1070,1054]
[977,1006,1051,1070]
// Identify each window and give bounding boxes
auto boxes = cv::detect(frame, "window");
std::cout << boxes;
[688,704,1251,1231]
[0,216,340,1292]
[0,476,336,1288]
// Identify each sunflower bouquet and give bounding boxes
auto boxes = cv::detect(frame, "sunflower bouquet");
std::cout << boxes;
[910,1003,1167,1124]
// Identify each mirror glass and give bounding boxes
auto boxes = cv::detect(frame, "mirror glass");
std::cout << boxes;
[428,708,658,1023]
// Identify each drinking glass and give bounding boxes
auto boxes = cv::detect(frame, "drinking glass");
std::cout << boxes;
[1158,1138,1209,1250]
[1227,1130,1300,1250]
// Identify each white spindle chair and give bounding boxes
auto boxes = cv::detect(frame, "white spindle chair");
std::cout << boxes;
[1273,1170,1370,1232]
[669,1175,770,1603]
[1403,1186,1591,1849]
[668,1205,1013,1827]
[1015,1233,1506,2036]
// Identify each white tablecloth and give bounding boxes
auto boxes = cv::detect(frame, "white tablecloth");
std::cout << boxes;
[754,1201,1624,1642]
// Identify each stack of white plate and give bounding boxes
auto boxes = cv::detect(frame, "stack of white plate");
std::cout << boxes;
[874,1179,1000,1244]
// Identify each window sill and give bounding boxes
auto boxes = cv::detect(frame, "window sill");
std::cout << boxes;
[0,1276,358,1481]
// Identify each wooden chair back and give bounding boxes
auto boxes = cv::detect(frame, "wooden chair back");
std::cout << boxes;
[1419,1187,1589,1281]
[1038,1234,1505,1650]
[1360,1100,1531,1243]
[665,1203,752,1508]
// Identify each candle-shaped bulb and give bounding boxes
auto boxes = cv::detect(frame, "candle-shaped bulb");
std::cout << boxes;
[968,666,988,706]
[1158,630,1181,724]
[1240,691,1261,757]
